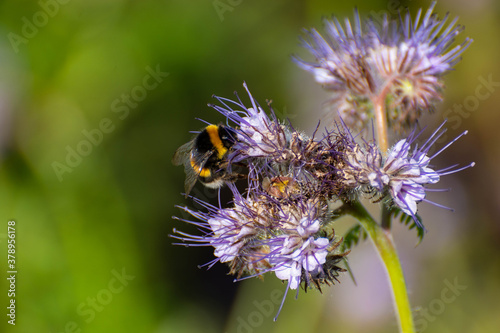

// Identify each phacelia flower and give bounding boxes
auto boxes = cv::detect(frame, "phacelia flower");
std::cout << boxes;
[173,185,273,278]
[294,1,472,130]
[209,83,289,162]
[339,121,475,228]
[172,184,347,319]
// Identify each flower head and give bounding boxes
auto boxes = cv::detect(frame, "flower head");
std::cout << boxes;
[294,2,472,130]
[172,183,347,319]
[209,83,289,162]
[339,121,475,228]
[294,9,372,95]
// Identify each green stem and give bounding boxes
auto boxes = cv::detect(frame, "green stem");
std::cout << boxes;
[342,201,415,333]
[381,202,392,230]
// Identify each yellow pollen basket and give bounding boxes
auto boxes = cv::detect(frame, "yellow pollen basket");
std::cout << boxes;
[206,125,228,159]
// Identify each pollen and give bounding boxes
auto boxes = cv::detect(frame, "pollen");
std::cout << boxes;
[400,79,415,97]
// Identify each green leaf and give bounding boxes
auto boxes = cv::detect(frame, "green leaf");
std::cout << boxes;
[342,257,357,286]
[390,207,425,244]
[339,224,368,286]
[341,224,368,252]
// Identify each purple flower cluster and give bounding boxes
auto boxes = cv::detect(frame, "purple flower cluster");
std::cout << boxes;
[172,2,474,320]
[294,1,472,130]
[174,183,346,319]
[174,85,349,318]
[173,82,473,316]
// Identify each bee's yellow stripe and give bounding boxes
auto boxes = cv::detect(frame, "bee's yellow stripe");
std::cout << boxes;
[206,125,228,159]
[190,160,211,178]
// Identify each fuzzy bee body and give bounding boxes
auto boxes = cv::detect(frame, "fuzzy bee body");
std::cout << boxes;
[173,124,242,196]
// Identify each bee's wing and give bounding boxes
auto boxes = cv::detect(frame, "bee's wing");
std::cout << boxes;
[173,140,215,197]
[172,141,193,166]
[182,166,198,197]
[185,149,217,195]
[190,149,212,170]
[173,140,196,196]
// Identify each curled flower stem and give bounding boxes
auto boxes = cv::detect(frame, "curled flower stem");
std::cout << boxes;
[342,201,415,333]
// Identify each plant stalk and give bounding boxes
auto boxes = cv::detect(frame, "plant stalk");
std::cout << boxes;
[342,201,415,333]
[381,202,392,230]
[373,93,389,154]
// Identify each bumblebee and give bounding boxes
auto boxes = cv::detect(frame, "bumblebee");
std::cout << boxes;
[172,124,243,196]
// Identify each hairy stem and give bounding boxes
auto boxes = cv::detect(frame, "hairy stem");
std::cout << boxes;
[372,76,399,154]
[341,201,415,333]
[373,97,389,153]
[381,202,392,230]
[372,84,393,228]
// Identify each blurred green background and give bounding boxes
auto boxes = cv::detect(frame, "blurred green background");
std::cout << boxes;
[0,0,499,332]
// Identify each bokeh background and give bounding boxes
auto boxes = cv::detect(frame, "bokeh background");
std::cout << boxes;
[0,0,499,332]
